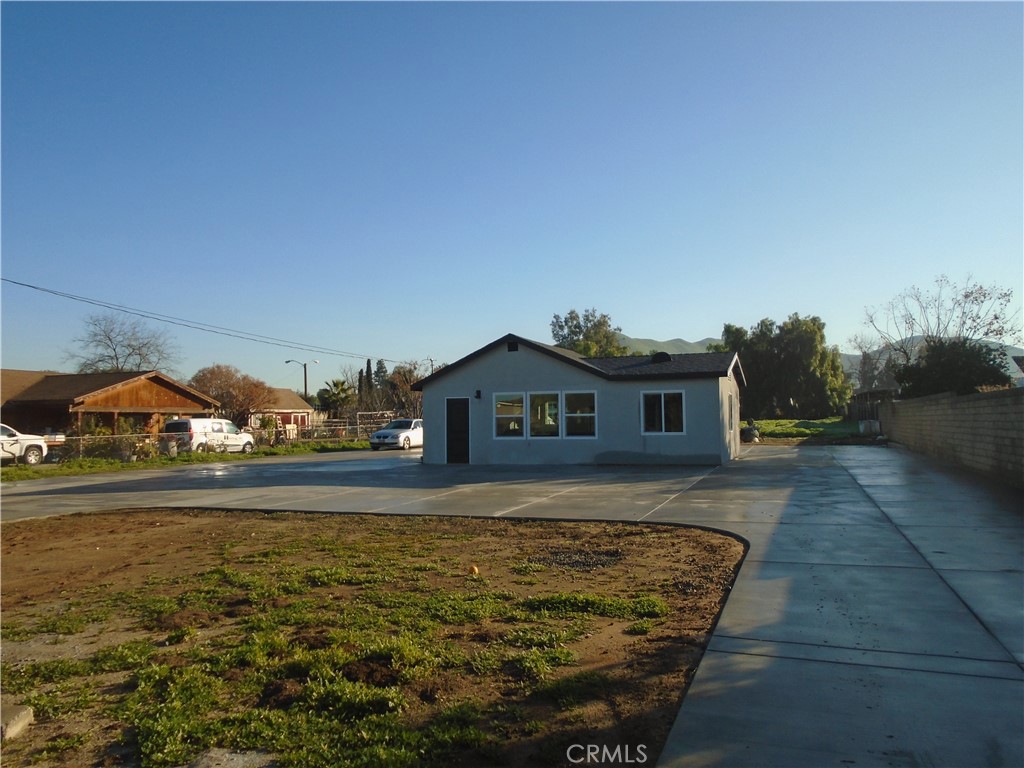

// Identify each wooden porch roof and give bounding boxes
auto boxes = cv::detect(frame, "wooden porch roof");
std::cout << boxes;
[1,370,219,414]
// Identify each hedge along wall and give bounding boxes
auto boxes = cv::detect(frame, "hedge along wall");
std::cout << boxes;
[878,387,1024,489]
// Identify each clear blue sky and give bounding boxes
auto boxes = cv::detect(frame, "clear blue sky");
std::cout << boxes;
[3,2,1021,390]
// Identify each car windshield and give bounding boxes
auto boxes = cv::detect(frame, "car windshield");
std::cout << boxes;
[384,420,413,430]
[164,423,189,434]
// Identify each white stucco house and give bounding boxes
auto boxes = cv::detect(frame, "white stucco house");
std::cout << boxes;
[412,333,746,466]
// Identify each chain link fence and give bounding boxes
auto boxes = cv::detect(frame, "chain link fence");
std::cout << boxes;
[15,412,402,464]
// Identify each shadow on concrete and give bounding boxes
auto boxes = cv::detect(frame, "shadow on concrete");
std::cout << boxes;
[654,445,1024,767]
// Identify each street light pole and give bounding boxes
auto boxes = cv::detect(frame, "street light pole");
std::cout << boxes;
[285,359,319,400]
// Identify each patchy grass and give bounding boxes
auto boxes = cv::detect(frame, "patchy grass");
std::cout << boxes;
[1,510,745,768]
[0,441,370,482]
[755,417,865,443]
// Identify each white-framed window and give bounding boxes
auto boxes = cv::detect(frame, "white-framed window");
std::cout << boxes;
[564,391,597,438]
[494,391,598,439]
[642,391,685,434]
[495,393,525,438]
[529,392,560,437]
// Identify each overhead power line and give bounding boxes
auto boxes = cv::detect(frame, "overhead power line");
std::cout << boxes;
[1,277,402,363]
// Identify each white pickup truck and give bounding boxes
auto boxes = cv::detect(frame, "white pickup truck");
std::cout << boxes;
[1,423,49,465]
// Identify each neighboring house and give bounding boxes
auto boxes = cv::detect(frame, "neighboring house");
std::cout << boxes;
[248,388,315,429]
[0,369,219,435]
[412,333,745,466]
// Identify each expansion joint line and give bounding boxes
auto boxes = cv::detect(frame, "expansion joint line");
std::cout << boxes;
[637,466,718,521]
[492,484,586,517]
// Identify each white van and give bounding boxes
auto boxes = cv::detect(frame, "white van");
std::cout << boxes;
[164,418,255,454]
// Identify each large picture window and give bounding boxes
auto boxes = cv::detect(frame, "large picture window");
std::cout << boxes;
[564,392,597,437]
[495,393,524,437]
[529,393,559,437]
[642,392,685,434]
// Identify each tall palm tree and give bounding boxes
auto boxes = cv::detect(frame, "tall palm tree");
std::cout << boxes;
[318,379,354,419]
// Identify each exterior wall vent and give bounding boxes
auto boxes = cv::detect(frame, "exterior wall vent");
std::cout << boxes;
[651,351,671,363]
[507,341,519,352]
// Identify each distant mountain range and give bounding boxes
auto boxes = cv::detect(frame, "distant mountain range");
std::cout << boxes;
[617,335,723,356]
[618,334,1024,384]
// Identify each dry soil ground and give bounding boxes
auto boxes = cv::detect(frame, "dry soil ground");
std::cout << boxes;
[1,509,745,767]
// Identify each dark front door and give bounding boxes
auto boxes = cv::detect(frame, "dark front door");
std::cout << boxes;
[445,398,470,464]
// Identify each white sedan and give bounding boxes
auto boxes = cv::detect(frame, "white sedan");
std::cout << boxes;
[369,419,424,451]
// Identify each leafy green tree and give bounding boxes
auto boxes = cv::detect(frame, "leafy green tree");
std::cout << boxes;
[709,314,851,419]
[778,314,851,417]
[895,338,1011,398]
[708,320,776,418]
[550,308,630,357]
[374,359,390,391]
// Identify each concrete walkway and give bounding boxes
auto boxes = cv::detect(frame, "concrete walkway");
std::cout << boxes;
[2,445,1021,766]
[654,446,1023,768]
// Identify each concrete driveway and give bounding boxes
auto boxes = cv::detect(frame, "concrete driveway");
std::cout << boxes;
[2,445,1021,767]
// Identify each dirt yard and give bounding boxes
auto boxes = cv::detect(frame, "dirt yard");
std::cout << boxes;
[1,509,745,767]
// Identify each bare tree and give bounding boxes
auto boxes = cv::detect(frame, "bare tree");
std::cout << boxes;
[386,361,424,418]
[862,275,1020,366]
[65,313,180,373]
[338,364,362,393]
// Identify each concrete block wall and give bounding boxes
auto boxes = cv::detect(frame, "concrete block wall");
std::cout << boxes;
[879,388,1024,489]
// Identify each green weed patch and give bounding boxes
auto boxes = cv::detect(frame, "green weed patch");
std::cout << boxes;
[755,417,862,441]
[1,511,745,767]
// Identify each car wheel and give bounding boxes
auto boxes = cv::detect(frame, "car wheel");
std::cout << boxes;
[241,442,253,454]
[402,437,411,450]
[370,445,380,451]
[195,442,208,453]
[23,446,43,465]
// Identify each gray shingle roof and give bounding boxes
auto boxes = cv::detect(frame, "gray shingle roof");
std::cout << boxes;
[585,351,743,379]
[413,334,744,390]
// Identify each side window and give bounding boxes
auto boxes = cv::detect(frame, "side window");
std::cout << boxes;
[642,392,685,434]
[212,422,224,434]
[495,394,524,437]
